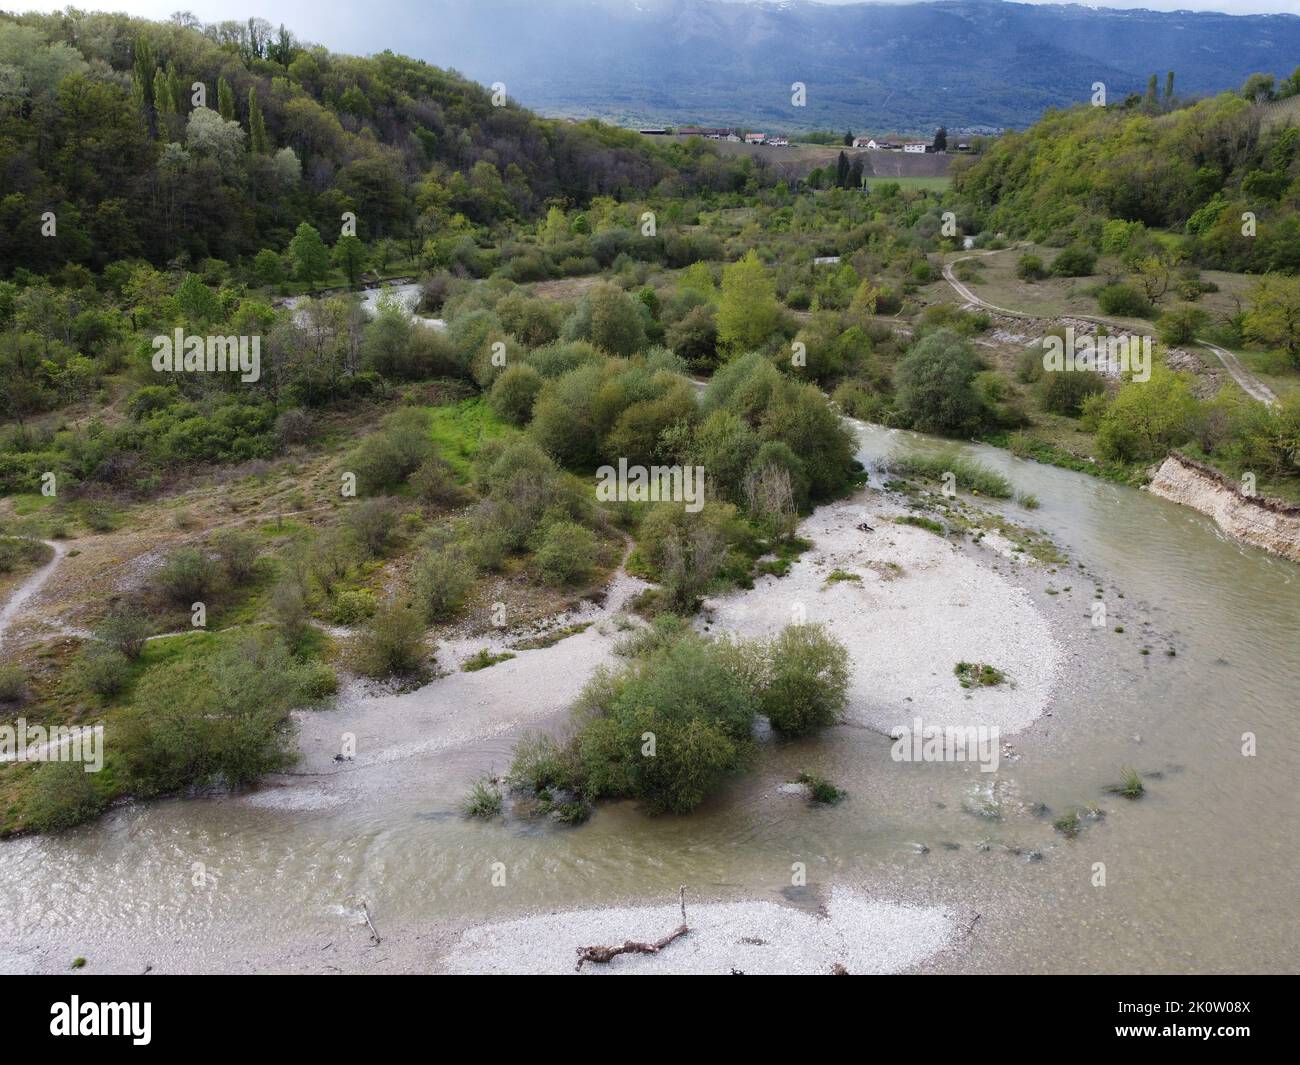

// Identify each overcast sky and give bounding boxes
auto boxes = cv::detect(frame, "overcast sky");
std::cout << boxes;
[10,0,1300,43]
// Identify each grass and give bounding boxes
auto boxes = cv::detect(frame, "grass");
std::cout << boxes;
[891,448,1013,498]
[895,514,946,535]
[425,397,512,480]
[754,536,813,578]
[462,777,503,819]
[864,176,951,192]
[1053,809,1081,839]
[461,648,516,672]
[824,568,862,585]
[954,661,1007,688]
[1105,766,1146,800]
[511,621,592,651]
[796,772,846,805]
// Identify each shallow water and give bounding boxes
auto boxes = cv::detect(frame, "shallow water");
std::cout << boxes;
[2,422,1296,973]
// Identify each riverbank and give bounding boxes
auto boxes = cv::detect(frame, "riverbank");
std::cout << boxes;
[1148,451,1300,564]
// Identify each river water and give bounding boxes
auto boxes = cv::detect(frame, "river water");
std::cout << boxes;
[1,421,1296,973]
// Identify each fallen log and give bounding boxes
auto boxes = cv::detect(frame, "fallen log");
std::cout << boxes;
[574,887,689,972]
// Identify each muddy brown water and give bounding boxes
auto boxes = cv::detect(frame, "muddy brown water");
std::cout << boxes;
[1,421,1296,973]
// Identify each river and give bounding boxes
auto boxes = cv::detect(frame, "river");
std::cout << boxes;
[1,419,1296,973]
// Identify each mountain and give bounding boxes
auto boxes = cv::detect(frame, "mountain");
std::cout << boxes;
[406,0,1300,132]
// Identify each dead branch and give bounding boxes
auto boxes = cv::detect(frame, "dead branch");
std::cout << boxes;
[574,887,690,972]
[360,900,381,944]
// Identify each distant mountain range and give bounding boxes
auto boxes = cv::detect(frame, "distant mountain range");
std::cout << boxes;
[405,0,1300,133]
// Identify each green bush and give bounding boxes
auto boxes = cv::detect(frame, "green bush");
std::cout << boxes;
[1097,283,1153,318]
[1040,368,1107,416]
[156,548,218,605]
[534,521,599,586]
[24,760,106,833]
[76,644,131,698]
[488,363,545,425]
[120,634,318,797]
[1050,244,1098,277]
[331,588,377,625]
[94,608,151,659]
[353,601,427,678]
[412,545,475,621]
[1016,254,1047,281]
[754,625,850,736]
[211,529,260,584]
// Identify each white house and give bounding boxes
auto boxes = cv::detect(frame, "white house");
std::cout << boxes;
[903,141,929,154]
[852,136,880,149]
[745,132,766,144]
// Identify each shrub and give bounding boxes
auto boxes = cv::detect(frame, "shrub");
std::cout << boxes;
[353,601,427,678]
[76,644,131,697]
[1157,305,1211,345]
[331,588,377,625]
[409,455,466,507]
[412,545,475,621]
[156,548,218,605]
[1016,254,1047,281]
[1040,368,1106,416]
[666,304,719,370]
[0,664,25,702]
[24,760,105,833]
[1097,283,1153,318]
[754,625,850,736]
[78,598,140,659]
[1050,244,1098,277]
[211,529,259,585]
[120,635,313,795]
[488,363,544,425]
[343,498,399,558]
[534,521,599,586]
[346,409,433,495]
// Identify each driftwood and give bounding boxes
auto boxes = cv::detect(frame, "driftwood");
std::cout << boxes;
[360,900,382,944]
[574,887,689,972]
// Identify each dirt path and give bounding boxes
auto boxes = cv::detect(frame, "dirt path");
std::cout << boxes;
[0,539,66,649]
[942,250,1278,406]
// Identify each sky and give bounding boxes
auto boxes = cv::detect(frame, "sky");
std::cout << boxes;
[9,0,1300,39]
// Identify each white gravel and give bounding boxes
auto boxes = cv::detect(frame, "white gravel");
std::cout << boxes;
[703,496,1061,735]
[444,887,955,974]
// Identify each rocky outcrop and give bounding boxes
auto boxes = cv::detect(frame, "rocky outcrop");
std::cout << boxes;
[1148,452,1300,563]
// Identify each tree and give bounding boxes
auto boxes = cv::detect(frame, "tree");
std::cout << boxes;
[895,329,989,436]
[1241,72,1275,103]
[1096,365,1197,461]
[717,250,780,355]
[248,86,269,153]
[217,76,235,120]
[1243,275,1300,367]
[1165,70,1175,100]
[835,150,850,188]
[586,282,646,356]
[332,234,368,288]
[933,127,947,152]
[288,222,330,287]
